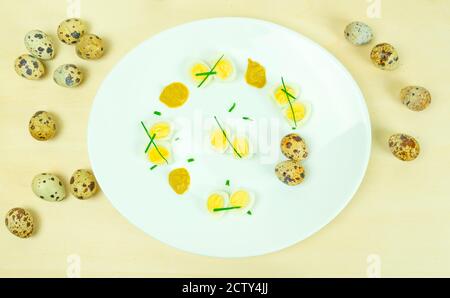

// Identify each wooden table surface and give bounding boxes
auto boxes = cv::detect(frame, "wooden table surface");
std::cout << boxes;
[1,0,449,277]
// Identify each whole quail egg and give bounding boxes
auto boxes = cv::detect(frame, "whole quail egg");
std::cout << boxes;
[76,34,104,60]
[5,208,34,238]
[57,18,87,44]
[274,160,305,186]
[344,21,373,45]
[53,64,83,88]
[32,173,66,202]
[24,30,55,60]
[28,111,57,141]
[14,54,45,80]
[400,86,431,111]
[70,169,98,199]
[388,133,420,161]
[370,43,399,70]
[280,133,308,161]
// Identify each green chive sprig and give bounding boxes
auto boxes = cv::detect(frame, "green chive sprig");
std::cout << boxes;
[187,158,195,163]
[228,102,236,112]
[242,116,253,121]
[213,206,241,212]
[197,54,224,88]
[281,77,297,129]
[153,111,161,116]
[213,116,242,158]
[140,121,169,164]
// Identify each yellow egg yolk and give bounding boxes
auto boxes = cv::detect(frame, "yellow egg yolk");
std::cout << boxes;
[230,190,250,208]
[210,129,228,151]
[285,101,306,122]
[148,145,170,165]
[190,63,210,84]
[232,137,250,158]
[215,59,234,80]
[274,85,296,106]
[168,168,190,195]
[207,193,225,213]
[159,82,189,108]
[149,122,171,140]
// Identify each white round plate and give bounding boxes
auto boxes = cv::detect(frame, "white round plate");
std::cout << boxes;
[88,17,371,258]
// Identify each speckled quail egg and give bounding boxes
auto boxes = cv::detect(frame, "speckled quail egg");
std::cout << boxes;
[32,173,66,202]
[280,133,308,161]
[344,22,373,45]
[5,208,34,238]
[388,133,420,161]
[400,86,431,111]
[28,111,57,141]
[53,64,83,88]
[76,34,104,60]
[24,30,55,60]
[275,160,305,186]
[69,169,98,199]
[14,54,45,80]
[370,43,399,70]
[57,18,87,44]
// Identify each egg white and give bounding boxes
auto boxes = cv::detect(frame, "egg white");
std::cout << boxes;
[270,82,300,108]
[283,100,312,128]
[188,60,213,87]
[229,188,255,214]
[210,55,236,82]
[206,191,229,217]
[148,120,175,141]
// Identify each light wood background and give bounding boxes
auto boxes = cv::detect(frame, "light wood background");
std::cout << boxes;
[1,0,449,277]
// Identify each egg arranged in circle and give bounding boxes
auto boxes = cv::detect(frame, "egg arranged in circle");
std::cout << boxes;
[210,127,229,153]
[211,56,236,81]
[189,60,213,86]
[271,83,299,107]
[229,189,255,214]
[148,143,172,165]
[206,191,229,217]
[283,101,311,127]
[148,121,174,141]
[232,135,253,159]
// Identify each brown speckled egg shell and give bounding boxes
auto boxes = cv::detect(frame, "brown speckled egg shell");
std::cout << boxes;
[14,54,45,80]
[5,208,34,238]
[57,18,87,44]
[76,34,104,60]
[370,43,399,70]
[28,111,57,141]
[400,86,431,111]
[70,169,98,199]
[388,133,420,161]
[274,160,305,186]
[280,133,308,161]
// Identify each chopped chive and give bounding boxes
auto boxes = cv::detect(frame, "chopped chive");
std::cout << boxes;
[213,116,242,158]
[225,179,230,186]
[174,137,180,141]
[242,116,253,121]
[195,71,217,77]
[141,121,169,164]
[247,210,252,215]
[198,54,224,88]
[153,111,161,116]
[187,158,195,163]
[282,77,297,129]
[228,102,236,112]
[150,165,158,170]
[213,206,241,212]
